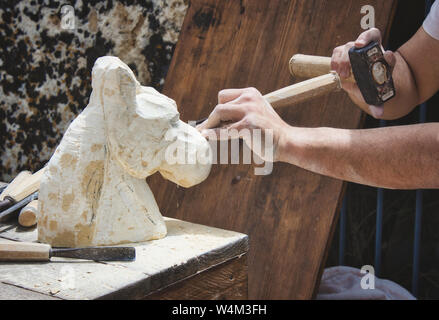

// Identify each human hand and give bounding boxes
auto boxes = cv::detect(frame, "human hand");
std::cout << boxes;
[197,87,289,161]
[331,28,396,118]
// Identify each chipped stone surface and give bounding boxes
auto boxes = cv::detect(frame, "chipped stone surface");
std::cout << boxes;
[37,56,212,247]
[0,0,188,181]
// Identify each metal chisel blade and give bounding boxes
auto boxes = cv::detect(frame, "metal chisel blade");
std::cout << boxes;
[0,191,38,222]
[50,246,136,261]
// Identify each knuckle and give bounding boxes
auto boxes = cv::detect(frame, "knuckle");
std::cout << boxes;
[240,92,255,102]
[245,87,259,95]
[218,90,226,99]
[217,89,230,102]
[365,28,381,41]
[332,47,342,58]
[241,117,251,128]
[234,121,246,131]
[215,104,225,113]
[213,104,227,117]
[217,103,233,114]
[243,114,255,125]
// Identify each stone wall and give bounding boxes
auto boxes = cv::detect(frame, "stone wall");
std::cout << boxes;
[0,0,188,181]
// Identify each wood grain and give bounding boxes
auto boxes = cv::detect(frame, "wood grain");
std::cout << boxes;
[145,255,248,300]
[0,242,50,261]
[148,0,397,299]
[289,54,356,83]
[264,73,341,109]
[0,282,59,300]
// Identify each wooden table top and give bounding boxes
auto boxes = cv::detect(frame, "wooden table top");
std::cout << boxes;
[0,217,248,300]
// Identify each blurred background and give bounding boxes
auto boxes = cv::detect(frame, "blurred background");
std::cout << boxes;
[0,0,188,180]
[1,0,439,299]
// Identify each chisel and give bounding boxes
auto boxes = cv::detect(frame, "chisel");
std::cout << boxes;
[0,191,38,222]
[195,72,342,126]
[0,242,136,262]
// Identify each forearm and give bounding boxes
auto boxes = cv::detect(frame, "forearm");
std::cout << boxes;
[278,123,439,189]
[348,51,420,120]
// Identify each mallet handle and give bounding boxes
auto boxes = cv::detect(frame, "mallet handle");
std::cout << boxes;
[289,54,355,83]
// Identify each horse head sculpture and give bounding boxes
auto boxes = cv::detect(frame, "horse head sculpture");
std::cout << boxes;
[38,56,212,247]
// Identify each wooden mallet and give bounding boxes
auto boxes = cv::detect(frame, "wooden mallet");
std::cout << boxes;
[289,54,356,82]
[289,41,396,106]
[256,42,396,110]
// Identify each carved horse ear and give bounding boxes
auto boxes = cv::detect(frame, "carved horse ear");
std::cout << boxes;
[94,57,139,113]
[117,66,137,108]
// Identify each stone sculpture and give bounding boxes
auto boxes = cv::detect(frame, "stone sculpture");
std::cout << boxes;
[38,56,212,247]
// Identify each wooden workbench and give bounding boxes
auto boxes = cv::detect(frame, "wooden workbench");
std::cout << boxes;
[0,217,248,300]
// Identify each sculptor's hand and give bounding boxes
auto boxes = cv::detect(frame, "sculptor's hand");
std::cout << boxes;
[331,28,396,118]
[197,87,289,161]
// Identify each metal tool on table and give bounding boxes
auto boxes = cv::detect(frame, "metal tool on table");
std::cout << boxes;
[0,242,136,262]
[0,168,45,213]
[196,41,395,126]
[0,191,38,222]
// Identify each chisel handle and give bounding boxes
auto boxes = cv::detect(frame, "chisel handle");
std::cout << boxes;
[197,72,343,127]
[19,200,39,227]
[289,54,355,83]
[0,242,50,261]
[264,72,341,109]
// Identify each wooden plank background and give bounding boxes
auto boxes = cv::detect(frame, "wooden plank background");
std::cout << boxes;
[148,0,397,299]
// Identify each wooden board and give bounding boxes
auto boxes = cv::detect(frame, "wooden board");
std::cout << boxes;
[0,282,60,300]
[145,255,248,300]
[0,218,248,299]
[148,0,397,299]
